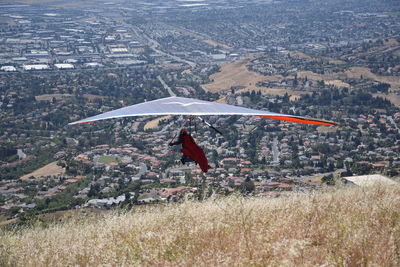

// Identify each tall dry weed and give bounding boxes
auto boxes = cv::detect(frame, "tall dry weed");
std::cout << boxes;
[1,184,399,266]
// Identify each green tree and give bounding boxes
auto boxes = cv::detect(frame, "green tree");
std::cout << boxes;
[322,174,335,186]
[240,177,255,194]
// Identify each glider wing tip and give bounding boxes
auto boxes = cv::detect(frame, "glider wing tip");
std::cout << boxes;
[325,120,339,126]
[316,120,339,126]
[68,120,94,126]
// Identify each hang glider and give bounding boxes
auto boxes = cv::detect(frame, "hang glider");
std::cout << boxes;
[68,96,338,126]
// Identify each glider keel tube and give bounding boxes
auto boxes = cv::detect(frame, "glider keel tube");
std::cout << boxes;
[68,96,338,126]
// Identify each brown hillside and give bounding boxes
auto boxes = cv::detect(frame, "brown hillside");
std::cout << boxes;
[1,184,399,266]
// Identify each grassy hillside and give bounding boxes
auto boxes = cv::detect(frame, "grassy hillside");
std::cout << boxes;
[1,184,399,266]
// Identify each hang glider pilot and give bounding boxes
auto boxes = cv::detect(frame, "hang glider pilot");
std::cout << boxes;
[169,129,209,173]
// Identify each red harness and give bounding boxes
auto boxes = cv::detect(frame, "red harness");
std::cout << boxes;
[181,135,209,172]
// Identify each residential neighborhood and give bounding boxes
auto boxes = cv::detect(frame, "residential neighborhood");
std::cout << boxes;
[0,0,399,219]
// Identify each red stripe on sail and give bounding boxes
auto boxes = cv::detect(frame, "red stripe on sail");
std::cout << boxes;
[70,120,95,125]
[256,115,338,126]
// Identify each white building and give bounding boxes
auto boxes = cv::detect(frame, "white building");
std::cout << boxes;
[343,174,398,187]
[12,57,28,62]
[65,59,78,63]
[85,193,134,207]
[17,149,26,160]
[210,54,226,60]
[1,66,17,72]
[24,50,49,57]
[23,64,50,71]
[110,47,129,53]
[54,63,74,69]
[84,62,103,68]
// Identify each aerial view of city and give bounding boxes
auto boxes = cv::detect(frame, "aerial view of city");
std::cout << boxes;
[0,0,399,265]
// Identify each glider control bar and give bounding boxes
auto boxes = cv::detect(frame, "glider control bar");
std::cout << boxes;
[197,117,224,136]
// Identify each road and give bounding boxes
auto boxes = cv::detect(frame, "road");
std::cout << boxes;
[131,163,147,181]
[134,26,196,68]
[157,75,176,96]
[387,116,400,135]
[271,137,280,164]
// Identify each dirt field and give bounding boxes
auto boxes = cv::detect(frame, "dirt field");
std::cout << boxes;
[373,93,400,107]
[366,38,399,54]
[287,51,346,65]
[35,94,73,101]
[202,55,283,93]
[298,67,400,91]
[384,38,399,46]
[297,70,352,88]
[203,40,231,49]
[236,87,310,99]
[144,115,171,130]
[317,125,338,133]
[321,57,347,65]
[345,67,400,91]
[204,54,400,102]
[181,69,192,75]
[35,94,106,101]
[20,162,65,180]
[325,79,351,88]
[287,51,313,60]
[82,94,107,101]
[297,71,340,83]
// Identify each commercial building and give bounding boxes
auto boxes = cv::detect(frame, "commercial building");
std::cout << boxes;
[22,64,50,71]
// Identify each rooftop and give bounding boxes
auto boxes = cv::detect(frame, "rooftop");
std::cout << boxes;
[343,174,398,187]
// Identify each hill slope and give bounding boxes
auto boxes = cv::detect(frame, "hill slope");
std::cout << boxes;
[1,184,399,266]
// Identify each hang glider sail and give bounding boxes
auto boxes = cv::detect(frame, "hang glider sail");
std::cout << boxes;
[68,96,338,126]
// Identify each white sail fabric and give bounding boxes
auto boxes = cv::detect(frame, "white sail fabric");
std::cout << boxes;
[69,96,336,126]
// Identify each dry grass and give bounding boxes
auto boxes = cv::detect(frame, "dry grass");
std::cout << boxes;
[35,94,106,102]
[325,79,351,89]
[321,57,347,65]
[317,125,338,134]
[345,67,400,91]
[35,94,74,101]
[202,55,283,93]
[144,115,171,130]
[373,93,400,107]
[203,40,231,49]
[82,94,107,101]
[20,162,65,180]
[297,71,344,85]
[286,51,346,65]
[298,67,400,91]
[289,51,313,60]
[236,87,310,99]
[0,219,17,228]
[1,184,400,266]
